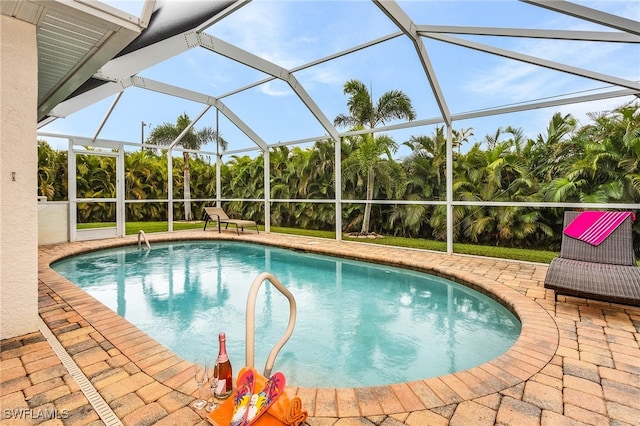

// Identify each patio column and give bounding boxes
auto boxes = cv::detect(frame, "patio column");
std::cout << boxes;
[0,15,39,339]
[335,137,342,241]
[263,149,270,232]
[446,125,453,254]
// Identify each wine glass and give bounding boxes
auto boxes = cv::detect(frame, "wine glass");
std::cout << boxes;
[192,359,209,410]
[206,361,220,412]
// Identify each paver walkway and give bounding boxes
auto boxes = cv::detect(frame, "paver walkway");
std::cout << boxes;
[1,230,639,425]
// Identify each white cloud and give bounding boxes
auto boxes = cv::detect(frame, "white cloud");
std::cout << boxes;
[259,81,291,97]
[210,1,309,70]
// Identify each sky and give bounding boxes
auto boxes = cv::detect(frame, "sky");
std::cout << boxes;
[38,0,640,159]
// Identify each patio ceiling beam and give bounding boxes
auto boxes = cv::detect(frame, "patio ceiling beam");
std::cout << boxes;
[198,33,288,83]
[224,87,637,156]
[198,32,341,142]
[48,79,133,118]
[424,33,640,91]
[373,0,452,126]
[44,31,197,118]
[92,91,123,142]
[131,76,269,151]
[521,0,640,36]
[216,31,404,100]
[194,0,252,33]
[169,105,210,150]
[451,89,639,121]
[139,0,156,28]
[96,32,198,82]
[285,73,340,141]
[417,25,640,43]
[339,88,637,136]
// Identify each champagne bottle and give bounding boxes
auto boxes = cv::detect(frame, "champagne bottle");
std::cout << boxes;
[213,332,233,399]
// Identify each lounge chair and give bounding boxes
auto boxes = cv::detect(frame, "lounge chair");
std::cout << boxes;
[544,211,640,306]
[203,207,259,235]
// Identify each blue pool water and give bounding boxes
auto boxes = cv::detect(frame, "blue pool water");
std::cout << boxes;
[52,241,520,388]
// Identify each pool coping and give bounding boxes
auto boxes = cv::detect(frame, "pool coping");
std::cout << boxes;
[37,230,559,420]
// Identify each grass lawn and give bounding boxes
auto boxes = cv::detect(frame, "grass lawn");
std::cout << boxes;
[78,221,558,264]
[78,221,205,234]
[268,226,557,263]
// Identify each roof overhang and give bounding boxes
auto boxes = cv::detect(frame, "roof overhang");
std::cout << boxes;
[1,0,151,121]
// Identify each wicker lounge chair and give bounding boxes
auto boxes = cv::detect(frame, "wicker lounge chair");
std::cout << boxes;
[544,211,640,306]
[203,207,259,235]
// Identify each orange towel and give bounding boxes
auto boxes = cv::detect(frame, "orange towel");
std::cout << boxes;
[283,397,307,425]
[207,367,307,426]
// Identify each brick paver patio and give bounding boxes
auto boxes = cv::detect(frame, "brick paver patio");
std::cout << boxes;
[1,230,639,425]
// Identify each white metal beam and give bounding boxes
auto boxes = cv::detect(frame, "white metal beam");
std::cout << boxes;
[49,28,198,118]
[37,116,57,129]
[373,0,452,126]
[48,79,132,118]
[451,89,639,121]
[92,91,123,142]
[43,87,636,158]
[521,0,640,36]
[446,125,453,255]
[198,33,283,78]
[417,25,640,43]
[130,76,269,151]
[285,73,341,142]
[215,32,403,100]
[96,32,198,81]
[131,76,212,104]
[195,0,252,33]
[424,33,640,91]
[198,32,341,142]
[138,0,155,28]
[168,105,210,150]
[352,88,637,134]
[263,150,271,233]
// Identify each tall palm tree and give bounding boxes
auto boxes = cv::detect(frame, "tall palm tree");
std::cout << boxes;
[148,113,227,220]
[342,131,407,234]
[334,79,416,234]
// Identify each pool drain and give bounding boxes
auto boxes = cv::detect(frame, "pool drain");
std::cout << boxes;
[38,317,123,426]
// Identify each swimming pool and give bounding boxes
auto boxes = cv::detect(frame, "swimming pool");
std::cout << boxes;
[52,241,521,388]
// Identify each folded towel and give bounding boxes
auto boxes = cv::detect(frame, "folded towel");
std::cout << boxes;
[283,397,307,426]
[564,211,635,246]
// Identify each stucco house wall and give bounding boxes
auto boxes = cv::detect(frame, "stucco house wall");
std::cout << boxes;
[1,15,39,339]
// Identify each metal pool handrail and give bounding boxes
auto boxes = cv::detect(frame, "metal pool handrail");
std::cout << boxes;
[245,272,297,377]
[137,230,150,250]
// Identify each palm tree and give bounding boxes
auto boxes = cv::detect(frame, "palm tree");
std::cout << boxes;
[342,131,407,234]
[551,104,640,205]
[148,113,227,220]
[334,79,416,234]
